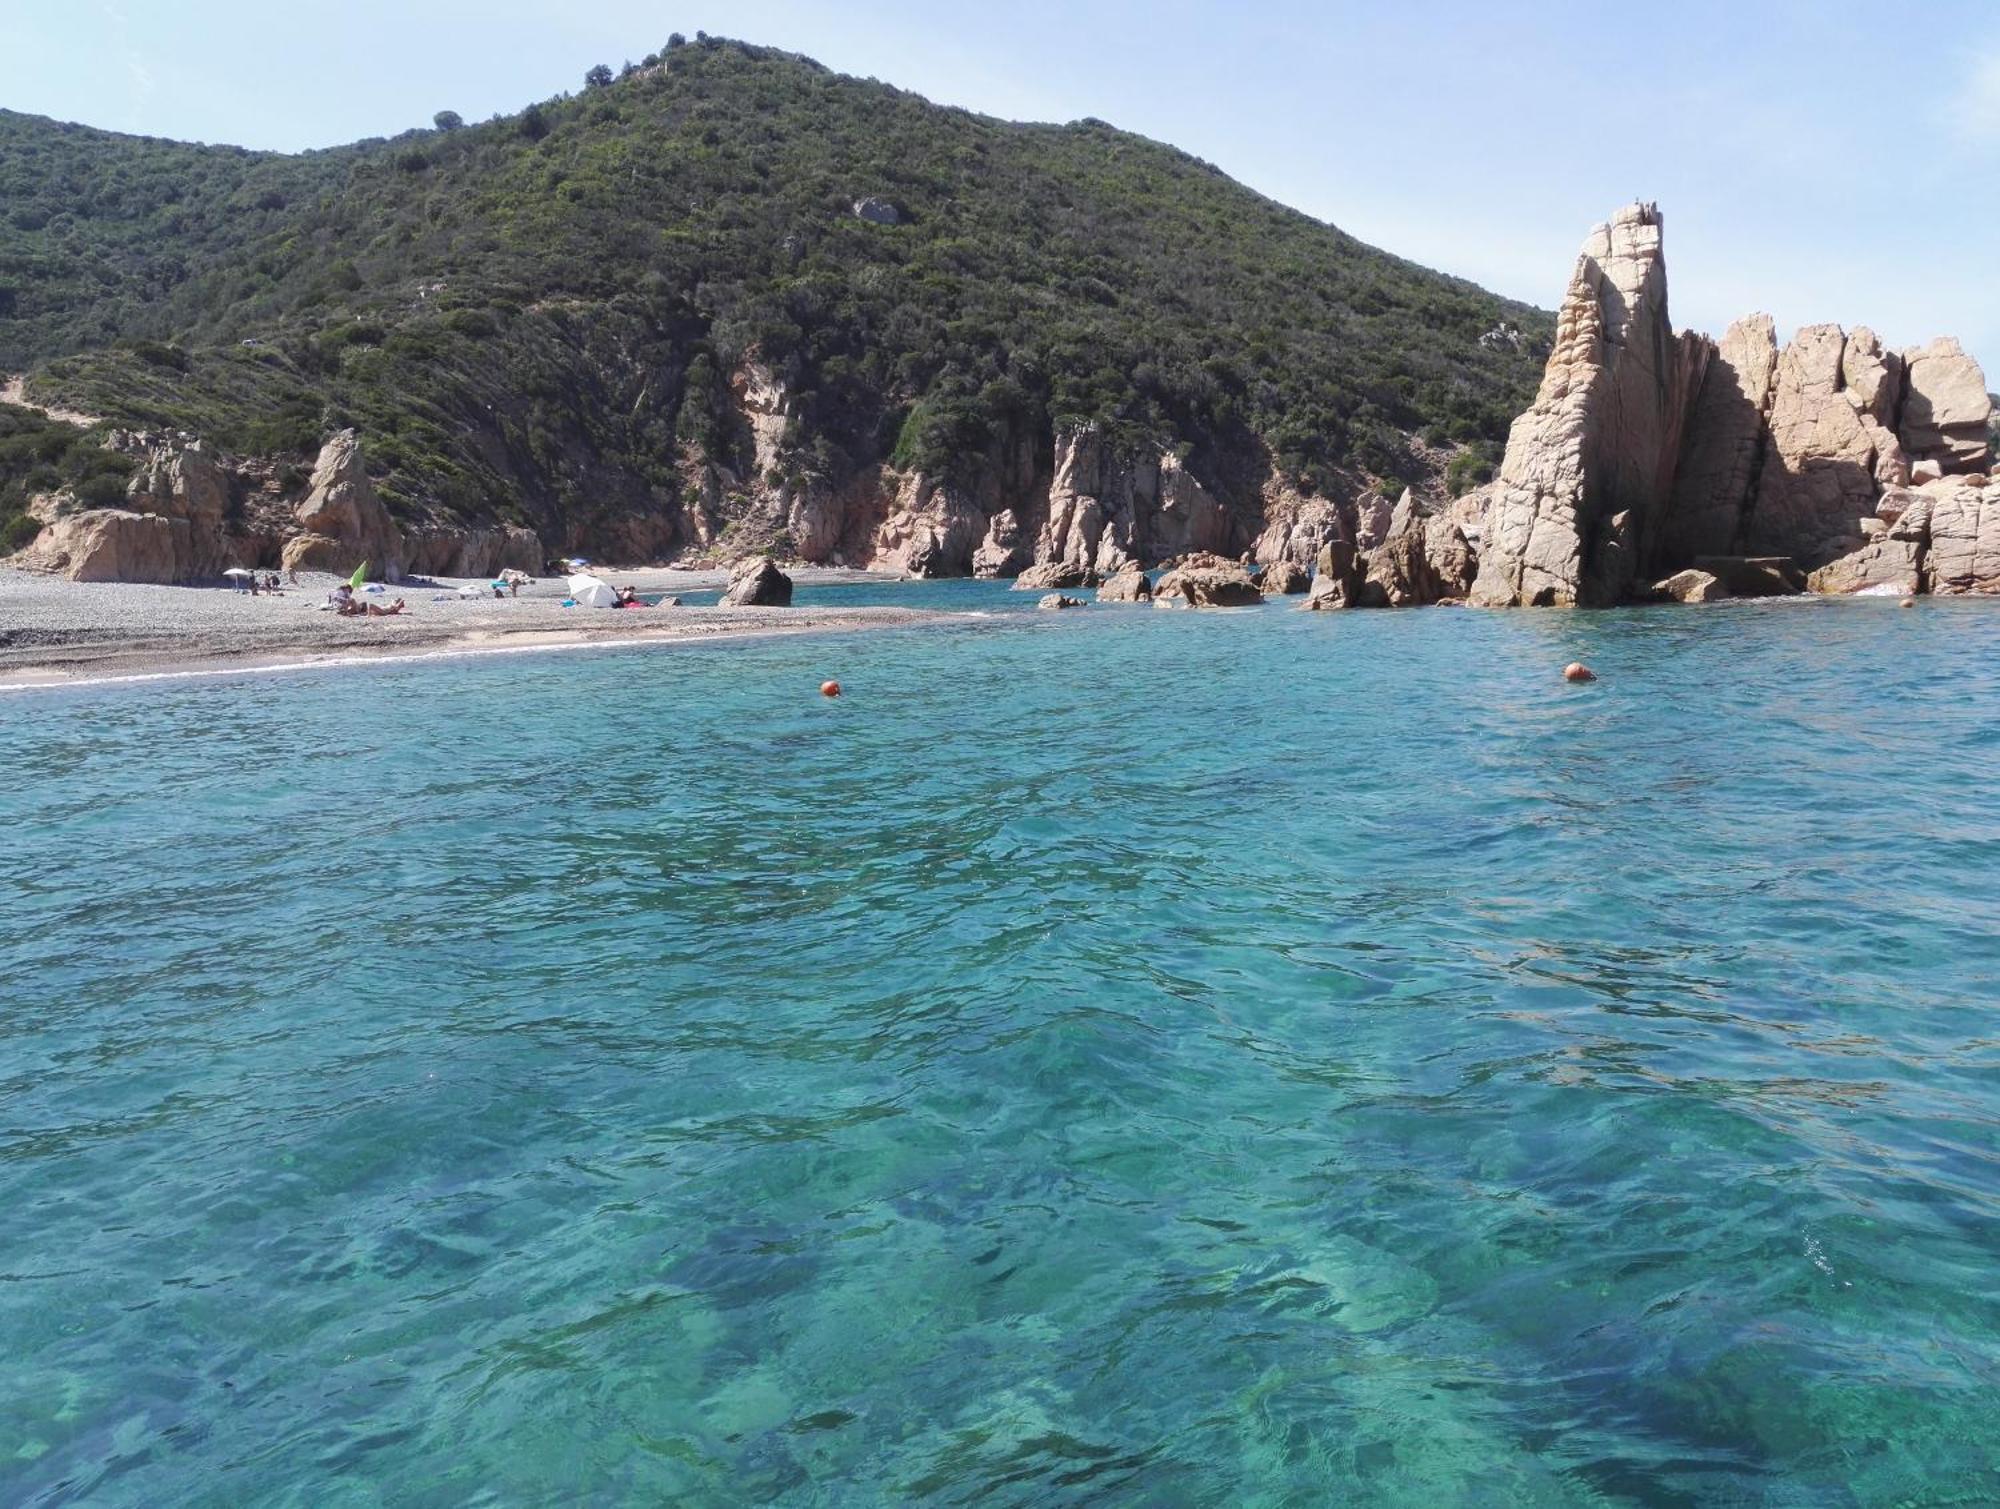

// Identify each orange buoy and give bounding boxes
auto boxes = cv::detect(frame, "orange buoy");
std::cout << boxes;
[820,680,842,698]
[1563,662,1597,683]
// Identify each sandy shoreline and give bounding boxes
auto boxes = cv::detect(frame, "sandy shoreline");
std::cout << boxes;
[0,565,944,691]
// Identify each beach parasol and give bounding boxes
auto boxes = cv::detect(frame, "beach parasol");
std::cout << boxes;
[567,573,618,609]
[349,562,368,590]
[223,567,254,578]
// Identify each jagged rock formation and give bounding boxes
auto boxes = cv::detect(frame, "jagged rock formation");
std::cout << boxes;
[1466,202,1994,603]
[1468,204,1710,606]
[1359,490,1478,607]
[282,430,409,580]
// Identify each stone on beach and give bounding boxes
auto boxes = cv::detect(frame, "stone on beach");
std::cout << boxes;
[1036,593,1085,609]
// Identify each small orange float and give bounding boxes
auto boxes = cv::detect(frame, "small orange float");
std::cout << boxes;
[821,680,842,698]
[1563,662,1597,683]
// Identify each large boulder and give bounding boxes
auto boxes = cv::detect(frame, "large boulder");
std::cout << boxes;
[17,509,188,583]
[1743,324,1904,568]
[1152,551,1263,607]
[1888,475,2000,594]
[720,556,794,606]
[1652,568,1727,603]
[1257,559,1310,595]
[971,508,1029,578]
[25,435,239,582]
[1036,593,1085,610]
[1900,338,1993,471]
[293,429,406,581]
[1469,203,1710,606]
[1095,568,1152,602]
[1805,539,1922,595]
[1013,559,1098,591]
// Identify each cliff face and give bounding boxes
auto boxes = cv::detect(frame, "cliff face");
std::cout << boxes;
[1466,203,1994,605]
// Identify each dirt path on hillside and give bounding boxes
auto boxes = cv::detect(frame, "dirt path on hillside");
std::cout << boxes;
[1,376,103,428]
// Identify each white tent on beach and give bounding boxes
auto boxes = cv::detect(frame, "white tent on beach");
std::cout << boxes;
[568,574,619,609]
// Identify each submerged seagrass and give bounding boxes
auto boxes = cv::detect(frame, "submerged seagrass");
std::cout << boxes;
[3,584,1997,1502]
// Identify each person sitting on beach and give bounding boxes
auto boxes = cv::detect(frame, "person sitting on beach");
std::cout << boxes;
[615,586,647,608]
[329,583,358,614]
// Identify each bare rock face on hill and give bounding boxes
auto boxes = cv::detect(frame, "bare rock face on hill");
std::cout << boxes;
[284,430,407,581]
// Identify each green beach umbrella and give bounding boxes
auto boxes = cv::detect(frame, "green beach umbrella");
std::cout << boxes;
[349,561,368,589]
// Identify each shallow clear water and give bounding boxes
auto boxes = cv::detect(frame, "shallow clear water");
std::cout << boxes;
[3,594,1998,1505]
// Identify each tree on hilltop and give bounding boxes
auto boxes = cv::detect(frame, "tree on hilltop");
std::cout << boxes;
[432,110,463,131]
[584,63,613,89]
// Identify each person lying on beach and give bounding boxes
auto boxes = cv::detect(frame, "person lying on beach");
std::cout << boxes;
[326,584,403,616]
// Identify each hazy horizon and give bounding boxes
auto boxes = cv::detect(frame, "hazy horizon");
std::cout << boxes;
[7,1,1998,378]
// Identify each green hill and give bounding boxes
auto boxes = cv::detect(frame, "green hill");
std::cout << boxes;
[0,34,1549,558]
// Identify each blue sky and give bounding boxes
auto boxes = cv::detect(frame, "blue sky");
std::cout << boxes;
[8,0,1998,376]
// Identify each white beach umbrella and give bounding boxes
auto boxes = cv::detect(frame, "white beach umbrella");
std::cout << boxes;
[567,573,618,609]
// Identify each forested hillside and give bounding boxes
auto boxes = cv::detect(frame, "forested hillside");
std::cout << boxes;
[0,34,1550,560]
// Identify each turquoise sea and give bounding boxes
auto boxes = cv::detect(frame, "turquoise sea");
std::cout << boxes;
[3,587,1998,1505]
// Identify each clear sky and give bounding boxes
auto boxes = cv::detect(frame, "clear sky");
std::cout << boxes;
[7,0,1997,376]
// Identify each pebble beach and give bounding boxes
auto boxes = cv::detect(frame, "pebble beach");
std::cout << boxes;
[0,565,938,688]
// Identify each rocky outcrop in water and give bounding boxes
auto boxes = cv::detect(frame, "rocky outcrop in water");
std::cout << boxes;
[720,555,793,606]
[1153,552,1263,607]
[1096,567,1152,602]
[1464,202,1993,604]
[1468,204,1710,607]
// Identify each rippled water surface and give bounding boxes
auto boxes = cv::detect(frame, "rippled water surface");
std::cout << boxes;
[4,592,1999,1505]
